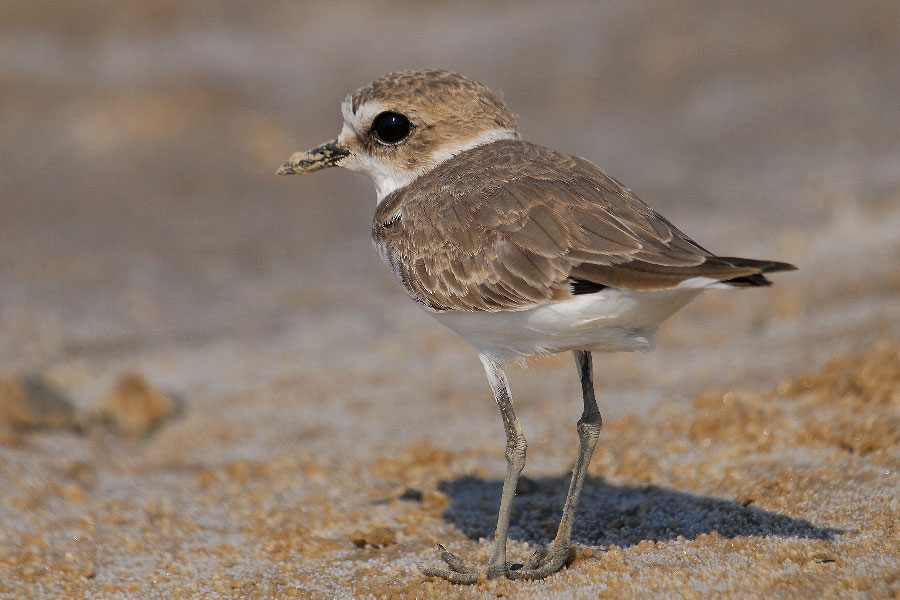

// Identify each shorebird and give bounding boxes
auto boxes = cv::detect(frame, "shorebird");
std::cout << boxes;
[277,69,795,583]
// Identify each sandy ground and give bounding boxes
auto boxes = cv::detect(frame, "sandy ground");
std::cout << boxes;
[2,1,899,598]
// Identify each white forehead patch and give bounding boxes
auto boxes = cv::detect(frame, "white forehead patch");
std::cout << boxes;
[341,96,385,137]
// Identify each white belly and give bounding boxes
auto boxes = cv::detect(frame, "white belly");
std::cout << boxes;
[430,286,706,363]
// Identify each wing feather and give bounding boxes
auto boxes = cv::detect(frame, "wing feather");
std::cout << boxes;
[372,140,794,311]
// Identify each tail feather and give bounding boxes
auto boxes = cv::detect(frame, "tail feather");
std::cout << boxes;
[569,256,796,292]
[717,257,797,287]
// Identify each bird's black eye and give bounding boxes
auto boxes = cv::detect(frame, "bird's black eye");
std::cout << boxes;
[371,111,411,144]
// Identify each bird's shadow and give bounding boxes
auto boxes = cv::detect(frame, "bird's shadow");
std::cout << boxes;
[434,474,841,548]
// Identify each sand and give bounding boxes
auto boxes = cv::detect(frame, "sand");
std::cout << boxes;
[2,1,899,598]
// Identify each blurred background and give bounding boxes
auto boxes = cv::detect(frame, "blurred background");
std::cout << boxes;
[1,1,899,594]
[3,0,898,381]
[3,0,900,457]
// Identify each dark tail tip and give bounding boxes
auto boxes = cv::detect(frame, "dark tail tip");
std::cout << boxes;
[720,259,796,287]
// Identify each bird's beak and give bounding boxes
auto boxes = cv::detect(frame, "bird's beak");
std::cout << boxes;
[276,139,350,175]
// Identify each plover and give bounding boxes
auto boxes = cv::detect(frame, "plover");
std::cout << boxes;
[278,69,795,583]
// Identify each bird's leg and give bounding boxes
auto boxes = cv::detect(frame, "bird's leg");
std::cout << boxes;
[423,354,526,583]
[507,349,602,580]
[484,355,528,570]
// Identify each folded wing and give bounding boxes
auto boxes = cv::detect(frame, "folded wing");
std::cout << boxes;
[373,140,795,312]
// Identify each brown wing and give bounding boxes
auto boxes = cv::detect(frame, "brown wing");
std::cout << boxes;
[373,140,795,312]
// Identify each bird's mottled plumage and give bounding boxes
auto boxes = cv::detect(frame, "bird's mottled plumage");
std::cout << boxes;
[374,138,792,314]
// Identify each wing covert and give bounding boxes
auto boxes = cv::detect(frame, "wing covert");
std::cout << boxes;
[373,140,772,311]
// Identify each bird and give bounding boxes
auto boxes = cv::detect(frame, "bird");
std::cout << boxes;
[277,69,795,583]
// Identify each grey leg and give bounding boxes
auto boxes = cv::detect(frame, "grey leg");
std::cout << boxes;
[508,349,602,580]
[482,354,527,569]
[424,350,602,583]
[423,354,526,583]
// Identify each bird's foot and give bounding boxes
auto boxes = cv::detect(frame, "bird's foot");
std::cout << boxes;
[421,544,512,584]
[505,542,576,581]
[422,542,575,583]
